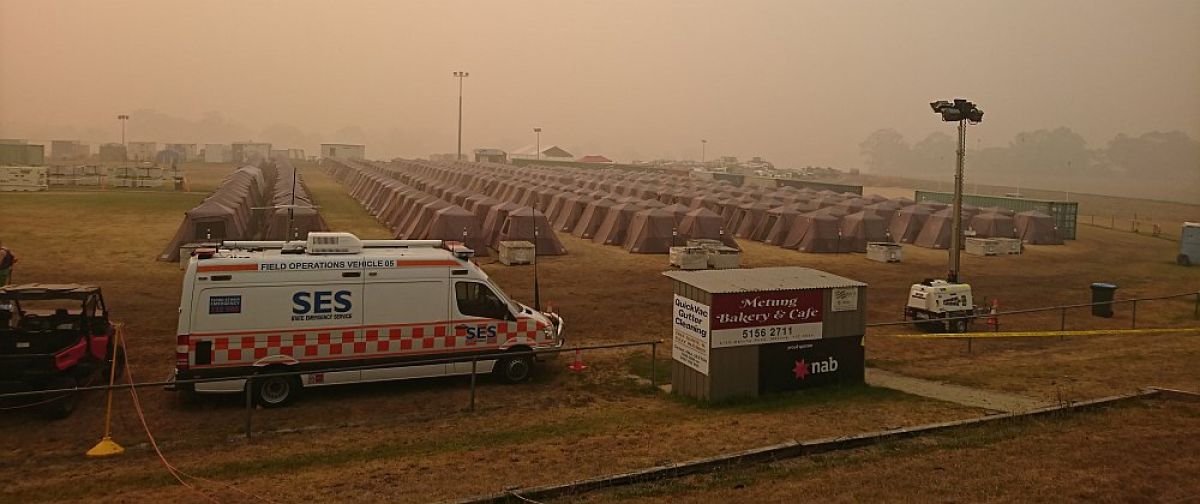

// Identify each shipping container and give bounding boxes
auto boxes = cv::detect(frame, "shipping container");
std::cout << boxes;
[915,191,1078,239]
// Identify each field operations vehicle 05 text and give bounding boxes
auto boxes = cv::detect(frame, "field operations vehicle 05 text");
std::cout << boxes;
[168,232,564,407]
[904,279,977,333]
[0,284,120,418]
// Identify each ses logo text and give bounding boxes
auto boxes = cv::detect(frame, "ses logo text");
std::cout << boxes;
[292,291,353,321]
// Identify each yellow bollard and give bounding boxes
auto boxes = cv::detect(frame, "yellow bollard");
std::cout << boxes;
[86,324,124,457]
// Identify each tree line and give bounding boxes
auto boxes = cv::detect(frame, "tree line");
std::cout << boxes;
[859,127,1200,202]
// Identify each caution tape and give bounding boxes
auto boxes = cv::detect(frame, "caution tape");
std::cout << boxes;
[886,327,1200,339]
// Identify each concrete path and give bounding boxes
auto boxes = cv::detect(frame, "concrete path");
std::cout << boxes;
[866,368,1051,413]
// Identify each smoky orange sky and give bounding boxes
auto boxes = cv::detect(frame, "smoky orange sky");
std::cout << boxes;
[2,0,1198,168]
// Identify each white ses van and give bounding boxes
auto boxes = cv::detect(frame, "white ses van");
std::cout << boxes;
[169,232,563,407]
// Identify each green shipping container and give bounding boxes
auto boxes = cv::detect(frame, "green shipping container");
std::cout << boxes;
[914,191,1078,240]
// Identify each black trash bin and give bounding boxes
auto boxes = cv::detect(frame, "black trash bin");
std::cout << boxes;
[1090,283,1117,318]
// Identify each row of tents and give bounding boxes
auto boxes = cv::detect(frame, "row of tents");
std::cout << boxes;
[158,157,329,261]
[324,157,1063,256]
[323,158,752,254]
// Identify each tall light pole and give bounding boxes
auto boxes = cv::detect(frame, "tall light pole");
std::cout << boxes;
[117,114,129,145]
[930,98,984,283]
[533,127,542,160]
[701,139,707,163]
[452,71,469,160]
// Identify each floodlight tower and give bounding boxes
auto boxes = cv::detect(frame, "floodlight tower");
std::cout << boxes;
[452,71,469,161]
[929,99,984,283]
[117,114,130,145]
[701,139,707,163]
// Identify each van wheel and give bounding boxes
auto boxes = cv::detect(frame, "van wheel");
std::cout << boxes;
[252,369,299,408]
[495,353,533,384]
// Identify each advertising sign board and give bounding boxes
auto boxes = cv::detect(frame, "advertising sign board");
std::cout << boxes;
[709,290,824,348]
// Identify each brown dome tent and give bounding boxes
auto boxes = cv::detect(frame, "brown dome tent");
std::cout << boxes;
[781,209,845,253]
[889,205,931,244]
[839,210,889,252]
[494,207,566,255]
[481,201,521,248]
[624,208,677,253]
[592,201,644,246]
[731,201,774,239]
[571,198,616,239]
[553,194,593,232]
[1015,210,1064,244]
[678,207,738,249]
[969,212,1017,238]
[660,203,691,225]
[422,205,488,255]
[913,207,970,249]
[756,204,803,245]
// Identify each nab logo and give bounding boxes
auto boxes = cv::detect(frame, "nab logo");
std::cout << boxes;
[793,357,839,380]
[292,290,353,314]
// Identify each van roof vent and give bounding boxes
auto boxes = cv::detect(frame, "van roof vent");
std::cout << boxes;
[306,232,363,254]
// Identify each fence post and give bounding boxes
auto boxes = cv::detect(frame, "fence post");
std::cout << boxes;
[1194,292,1198,320]
[469,356,477,412]
[650,342,658,390]
[244,376,253,440]
[1131,300,1137,329]
[1060,307,1066,340]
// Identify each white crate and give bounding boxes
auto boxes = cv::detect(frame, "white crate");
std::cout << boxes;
[498,241,535,265]
[992,238,1022,255]
[670,246,707,270]
[707,246,741,269]
[866,242,902,263]
[965,238,1000,256]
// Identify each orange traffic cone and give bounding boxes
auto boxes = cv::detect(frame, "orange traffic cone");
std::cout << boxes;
[568,348,588,372]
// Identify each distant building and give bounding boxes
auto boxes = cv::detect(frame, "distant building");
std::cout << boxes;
[270,149,289,159]
[0,140,45,166]
[429,153,460,162]
[164,143,198,162]
[509,144,574,161]
[99,143,127,162]
[473,148,507,163]
[287,148,305,160]
[203,144,232,163]
[232,141,272,164]
[320,143,366,159]
[576,155,613,164]
[51,140,89,161]
[127,141,157,161]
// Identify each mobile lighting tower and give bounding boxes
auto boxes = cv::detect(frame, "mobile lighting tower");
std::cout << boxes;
[904,98,984,333]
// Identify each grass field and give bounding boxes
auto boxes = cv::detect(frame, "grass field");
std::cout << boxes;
[0,162,1197,502]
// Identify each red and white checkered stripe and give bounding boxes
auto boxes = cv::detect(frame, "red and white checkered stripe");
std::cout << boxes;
[191,318,547,368]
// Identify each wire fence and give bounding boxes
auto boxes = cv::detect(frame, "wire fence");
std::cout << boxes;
[1080,213,1188,242]
[0,339,664,440]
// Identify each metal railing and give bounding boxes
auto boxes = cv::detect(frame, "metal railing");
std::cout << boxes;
[0,339,664,440]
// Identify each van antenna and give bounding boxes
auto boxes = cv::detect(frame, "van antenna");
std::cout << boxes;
[288,162,297,240]
[533,218,541,311]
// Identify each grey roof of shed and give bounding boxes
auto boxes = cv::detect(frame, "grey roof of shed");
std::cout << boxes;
[662,267,865,293]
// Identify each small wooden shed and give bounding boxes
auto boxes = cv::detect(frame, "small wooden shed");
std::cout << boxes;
[664,267,867,401]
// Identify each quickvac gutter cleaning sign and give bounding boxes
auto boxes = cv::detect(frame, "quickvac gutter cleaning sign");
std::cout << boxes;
[672,295,710,375]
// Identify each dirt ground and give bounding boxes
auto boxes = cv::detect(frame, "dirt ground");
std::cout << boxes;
[0,162,1197,502]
